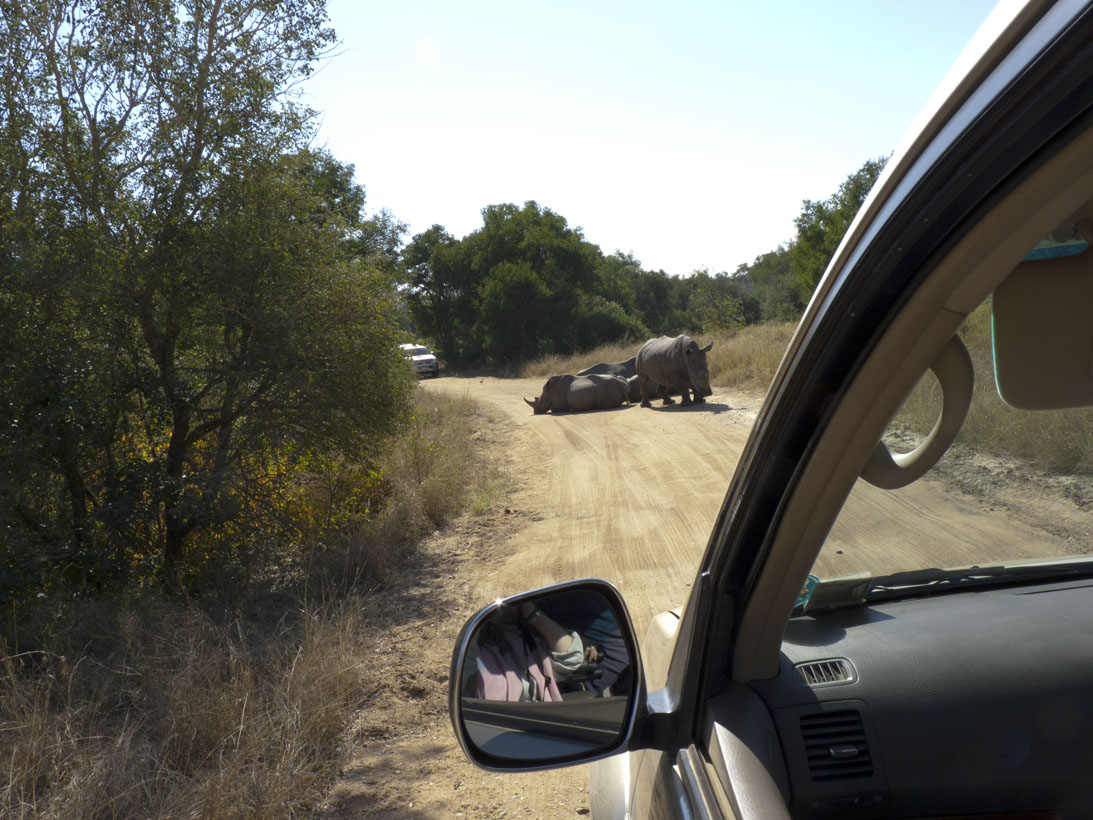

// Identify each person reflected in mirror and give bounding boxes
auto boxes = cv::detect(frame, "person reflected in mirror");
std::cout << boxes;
[537,591,632,697]
[464,611,564,703]
[519,600,599,673]
[464,600,609,703]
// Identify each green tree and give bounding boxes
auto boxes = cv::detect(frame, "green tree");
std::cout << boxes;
[476,260,554,361]
[738,246,802,322]
[789,156,889,302]
[404,225,473,363]
[0,0,412,587]
[687,270,757,333]
[405,201,630,365]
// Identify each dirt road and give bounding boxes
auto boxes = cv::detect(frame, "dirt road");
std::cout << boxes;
[424,377,759,637]
[324,375,1070,819]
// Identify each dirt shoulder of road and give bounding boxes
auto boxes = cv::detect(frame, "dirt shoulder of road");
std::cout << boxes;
[319,395,593,819]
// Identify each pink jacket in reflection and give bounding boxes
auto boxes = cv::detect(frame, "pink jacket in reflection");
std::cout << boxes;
[472,625,562,702]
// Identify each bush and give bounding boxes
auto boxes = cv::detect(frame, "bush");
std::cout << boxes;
[0,387,494,819]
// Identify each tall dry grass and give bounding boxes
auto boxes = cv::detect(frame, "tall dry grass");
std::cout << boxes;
[703,322,798,394]
[0,386,493,819]
[316,389,494,582]
[520,341,640,379]
[1,596,372,820]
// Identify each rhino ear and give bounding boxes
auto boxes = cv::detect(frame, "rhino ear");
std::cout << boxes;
[701,342,713,353]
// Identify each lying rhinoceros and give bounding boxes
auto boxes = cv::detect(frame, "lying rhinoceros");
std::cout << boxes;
[577,357,637,379]
[626,374,669,403]
[635,334,713,407]
[524,373,631,414]
[578,357,667,402]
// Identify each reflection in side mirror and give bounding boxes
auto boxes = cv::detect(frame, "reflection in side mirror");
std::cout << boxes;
[449,579,642,771]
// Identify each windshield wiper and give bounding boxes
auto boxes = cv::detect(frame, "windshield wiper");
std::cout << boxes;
[863,560,1093,602]
[800,559,1093,613]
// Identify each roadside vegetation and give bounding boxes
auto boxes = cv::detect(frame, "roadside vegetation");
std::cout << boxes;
[1,389,492,820]
[403,161,886,370]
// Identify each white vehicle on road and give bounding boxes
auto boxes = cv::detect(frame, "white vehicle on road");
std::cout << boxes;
[400,343,439,378]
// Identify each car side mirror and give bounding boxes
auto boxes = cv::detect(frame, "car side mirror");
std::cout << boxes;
[448,579,643,771]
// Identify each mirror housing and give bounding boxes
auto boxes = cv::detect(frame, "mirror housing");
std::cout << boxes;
[448,578,644,772]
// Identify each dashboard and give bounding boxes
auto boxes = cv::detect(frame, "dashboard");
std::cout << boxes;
[744,577,1093,818]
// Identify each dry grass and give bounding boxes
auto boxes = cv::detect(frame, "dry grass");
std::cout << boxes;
[703,323,798,394]
[520,341,640,379]
[0,596,372,820]
[519,323,799,395]
[0,387,493,820]
[321,388,493,582]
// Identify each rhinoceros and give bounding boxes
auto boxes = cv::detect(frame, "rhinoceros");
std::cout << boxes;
[524,373,631,414]
[626,374,669,403]
[577,358,637,379]
[635,334,713,407]
[578,357,668,402]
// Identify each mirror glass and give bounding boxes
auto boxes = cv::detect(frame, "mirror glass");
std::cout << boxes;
[456,587,635,762]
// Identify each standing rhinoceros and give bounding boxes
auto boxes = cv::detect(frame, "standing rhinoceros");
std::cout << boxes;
[635,335,713,407]
[524,374,631,414]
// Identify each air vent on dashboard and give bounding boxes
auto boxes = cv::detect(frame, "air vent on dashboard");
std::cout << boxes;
[800,709,874,781]
[796,658,856,687]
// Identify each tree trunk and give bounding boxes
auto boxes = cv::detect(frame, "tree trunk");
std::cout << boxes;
[161,403,191,578]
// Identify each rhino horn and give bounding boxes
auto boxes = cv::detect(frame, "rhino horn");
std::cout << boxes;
[524,397,535,408]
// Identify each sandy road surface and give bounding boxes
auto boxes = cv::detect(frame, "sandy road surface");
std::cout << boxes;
[422,376,758,636]
[326,375,1074,819]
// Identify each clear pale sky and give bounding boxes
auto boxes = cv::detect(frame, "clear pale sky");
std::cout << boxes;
[301,0,1000,277]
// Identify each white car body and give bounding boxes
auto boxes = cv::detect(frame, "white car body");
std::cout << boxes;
[400,343,439,378]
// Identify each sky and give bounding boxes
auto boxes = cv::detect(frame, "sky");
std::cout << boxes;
[301,0,1001,277]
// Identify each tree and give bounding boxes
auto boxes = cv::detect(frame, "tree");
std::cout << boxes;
[687,270,758,333]
[404,224,471,363]
[739,246,802,322]
[631,269,691,335]
[0,0,412,587]
[789,156,889,301]
[404,201,628,365]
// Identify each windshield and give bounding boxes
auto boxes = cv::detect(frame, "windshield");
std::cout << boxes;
[809,252,1093,603]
